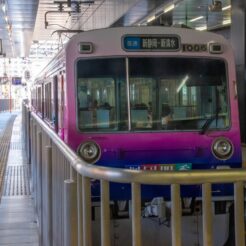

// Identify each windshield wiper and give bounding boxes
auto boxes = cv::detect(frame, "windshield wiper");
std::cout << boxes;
[200,88,221,135]
[200,114,218,135]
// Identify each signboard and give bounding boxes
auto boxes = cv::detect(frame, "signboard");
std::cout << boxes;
[12,77,22,85]
[123,35,180,51]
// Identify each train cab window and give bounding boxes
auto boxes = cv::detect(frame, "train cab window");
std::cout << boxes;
[77,58,127,131]
[77,57,229,132]
[128,57,229,131]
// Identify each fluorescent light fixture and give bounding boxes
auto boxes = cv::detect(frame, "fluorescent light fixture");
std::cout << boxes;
[2,4,6,12]
[222,5,231,11]
[177,75,189,93]
[189,16,204,22]
[195,25,207,31]
[147,15,156,23]
[222,19,231,25]
[164,4,175,13]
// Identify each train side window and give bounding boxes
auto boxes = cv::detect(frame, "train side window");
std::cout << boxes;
[37,86,42,113]
[44,82,52,121]
[58,74,65,138]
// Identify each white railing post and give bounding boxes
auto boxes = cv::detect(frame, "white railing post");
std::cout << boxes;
[131,182,141,246]
[202,183,213,246]
[77,173,83,246]
[101,180,110,246]
[37,131,43,246]
[64,179,78,246]
[234,181,245,246]
[82,176,92,246]
[171,184,181,246]
[44,145,53,246]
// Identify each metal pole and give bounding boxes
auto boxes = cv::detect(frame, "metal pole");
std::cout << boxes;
[77,173,83,246]
[37,131,43,246]
[82,176,92,246]
[30,118,33,190]
[64,179,78,246]
[171,184,181,246]
[202,183,213,246]
[125,57,131,130]
[234,181,245,246]
[101,180,110,246]
[45,146,53,246]
[131,182,141,246]
[27,110,31,163]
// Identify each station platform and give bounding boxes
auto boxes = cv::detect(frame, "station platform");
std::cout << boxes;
[0,112,39,246]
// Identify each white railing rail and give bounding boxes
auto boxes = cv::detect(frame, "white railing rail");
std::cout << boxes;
[22,103,246,246]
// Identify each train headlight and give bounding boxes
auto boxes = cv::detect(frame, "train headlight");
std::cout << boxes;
[212,137,233,160]
[77,141,101,164]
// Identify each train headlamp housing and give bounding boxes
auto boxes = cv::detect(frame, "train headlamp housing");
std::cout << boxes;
[212,137,233,160]
[208,42,223,54]
[77,141,101,164]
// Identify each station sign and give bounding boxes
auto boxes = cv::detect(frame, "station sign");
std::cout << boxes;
[122,35,180,51]
[12,77,22,85]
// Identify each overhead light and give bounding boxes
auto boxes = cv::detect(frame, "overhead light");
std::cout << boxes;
[222,19,231,25]
[189,16,204,22]
[2,3,6,12]
[222,5,231,11]
[147,15,156,23]
[195,25,207,31]
[5,15,8,22]
[177,75,189,93]
[164,4,175,13]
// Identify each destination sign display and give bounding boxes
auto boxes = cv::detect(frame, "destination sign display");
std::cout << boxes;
[123,35,180,51]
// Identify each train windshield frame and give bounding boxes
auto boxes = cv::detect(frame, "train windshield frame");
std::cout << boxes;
[76,57,230,132]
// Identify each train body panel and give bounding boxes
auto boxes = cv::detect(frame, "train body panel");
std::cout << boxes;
[32,26,242,199]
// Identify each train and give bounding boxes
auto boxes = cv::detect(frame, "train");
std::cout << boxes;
[30,26,241,200]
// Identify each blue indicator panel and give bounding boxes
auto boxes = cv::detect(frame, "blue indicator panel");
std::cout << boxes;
[123,35,180,51]
[12,77,22,85]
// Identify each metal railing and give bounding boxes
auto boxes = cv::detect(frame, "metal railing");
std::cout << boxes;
[22,103,246,246]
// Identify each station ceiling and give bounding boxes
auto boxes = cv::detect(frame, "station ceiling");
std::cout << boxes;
[0,0,231,59]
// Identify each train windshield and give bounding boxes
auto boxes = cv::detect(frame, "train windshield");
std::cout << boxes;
[77,57,229,132]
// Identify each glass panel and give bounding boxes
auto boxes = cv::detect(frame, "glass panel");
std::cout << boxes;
[130,78,155,129]
[77,59,127,131]
[129,57,229,131]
